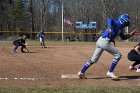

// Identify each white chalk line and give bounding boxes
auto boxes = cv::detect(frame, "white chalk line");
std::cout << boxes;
[0,77,40,81]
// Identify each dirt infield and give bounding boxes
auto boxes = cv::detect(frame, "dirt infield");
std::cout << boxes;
[0,42,140,87]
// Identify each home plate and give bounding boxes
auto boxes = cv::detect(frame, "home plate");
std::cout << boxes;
[61,74,79,79]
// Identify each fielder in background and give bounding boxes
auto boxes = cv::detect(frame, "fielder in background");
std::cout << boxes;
[128,42,140,72]
[13,35,29,53]
[37,28,46,48]
[20,35,30,53]
[78,14,137,80]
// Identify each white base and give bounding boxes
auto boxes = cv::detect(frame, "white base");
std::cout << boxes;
[61,74,79,79]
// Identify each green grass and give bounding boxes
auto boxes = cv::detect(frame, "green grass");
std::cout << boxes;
[0,87,140,93]
[28,40,95,46]
[0,40,139,47]
[0,41,12,46]
[0,40,95,47]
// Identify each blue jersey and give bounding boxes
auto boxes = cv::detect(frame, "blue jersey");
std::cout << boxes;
[38,32,45,38]
[101,18,131,40]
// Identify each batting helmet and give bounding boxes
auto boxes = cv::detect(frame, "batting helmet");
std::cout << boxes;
[118,14,130,27]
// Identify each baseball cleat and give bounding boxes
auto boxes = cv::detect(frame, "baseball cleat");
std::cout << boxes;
[129,65,137,70]
[136,66,140,72]
[26,50,30,53]
[77,71,87,79]
[107,71,119,80]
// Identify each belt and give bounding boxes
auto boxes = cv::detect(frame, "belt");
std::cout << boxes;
[101,36,110,39]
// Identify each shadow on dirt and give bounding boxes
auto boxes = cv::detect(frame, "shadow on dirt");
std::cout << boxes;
[87,75,140,80]
[88,77,110,80]
[28,52,37,53]
[119,75,140,80]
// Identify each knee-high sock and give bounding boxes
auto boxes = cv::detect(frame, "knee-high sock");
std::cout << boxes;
[109,53,122,72]
[13,45,18,51]
[109,61,118,72]
[81,60,94,73]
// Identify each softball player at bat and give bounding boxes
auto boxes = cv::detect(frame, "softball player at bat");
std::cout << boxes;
[78,14,137,80]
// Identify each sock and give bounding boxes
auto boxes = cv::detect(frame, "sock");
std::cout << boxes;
[131,64,134,67]
[109,61,117,72]
[81,60,94,73]
[138,65,140,69]
[13,45,18,51]
[40,43,42,46]
[132,61,140,67]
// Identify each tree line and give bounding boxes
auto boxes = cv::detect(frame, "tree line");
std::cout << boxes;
[0,0,140,41]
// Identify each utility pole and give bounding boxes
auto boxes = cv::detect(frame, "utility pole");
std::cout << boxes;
[61,0,64,42]
[30,0,35,39]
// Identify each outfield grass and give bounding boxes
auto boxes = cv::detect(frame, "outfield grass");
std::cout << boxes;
[0,87,140,93]
[0,41,96,47]
[0,40,138,47]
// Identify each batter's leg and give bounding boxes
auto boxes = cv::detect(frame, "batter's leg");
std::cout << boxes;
[78,46,104,79]
[105,45,122,72]
[80,47,104,73]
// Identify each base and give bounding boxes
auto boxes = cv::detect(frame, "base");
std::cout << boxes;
[61,74,79,79]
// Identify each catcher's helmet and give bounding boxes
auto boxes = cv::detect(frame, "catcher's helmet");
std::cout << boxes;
[118,14,130,27]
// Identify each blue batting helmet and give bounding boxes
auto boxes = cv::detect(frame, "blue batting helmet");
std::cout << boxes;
[118,14,130,27]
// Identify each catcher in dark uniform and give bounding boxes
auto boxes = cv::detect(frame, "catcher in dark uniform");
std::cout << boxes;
[128,43,140,72]
[13,35,29,53]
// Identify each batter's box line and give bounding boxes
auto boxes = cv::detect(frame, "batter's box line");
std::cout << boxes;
[0,77,41,81]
